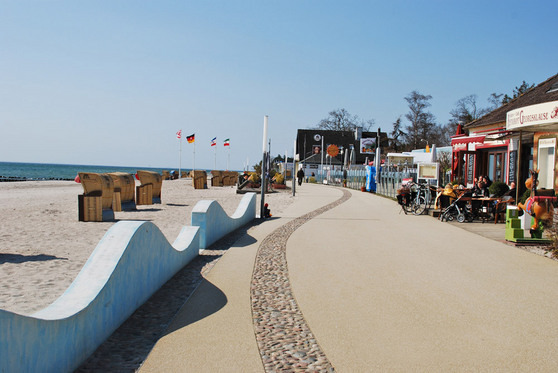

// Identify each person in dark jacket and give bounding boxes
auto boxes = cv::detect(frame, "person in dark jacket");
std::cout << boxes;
[296,168,304,186]
[503,181,516,198]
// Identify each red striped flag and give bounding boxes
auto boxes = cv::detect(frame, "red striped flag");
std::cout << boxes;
[176,129,182,139]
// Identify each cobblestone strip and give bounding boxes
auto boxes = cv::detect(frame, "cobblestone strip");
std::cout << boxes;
[251,189,352,372]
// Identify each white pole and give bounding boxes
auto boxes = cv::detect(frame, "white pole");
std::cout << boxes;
[193,138,196,171]
[227,145,230,171]
[375,128,381,186]
[293,139,296,196]
[321,135,324,182]
[284,149,287,181]
[178,135,182,179]
[262,117,268,153]
[261,116,269,218]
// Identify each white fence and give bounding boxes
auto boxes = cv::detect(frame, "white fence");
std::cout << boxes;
[307,164,449,207]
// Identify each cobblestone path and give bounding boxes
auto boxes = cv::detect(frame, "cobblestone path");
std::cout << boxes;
[251,189,351,372]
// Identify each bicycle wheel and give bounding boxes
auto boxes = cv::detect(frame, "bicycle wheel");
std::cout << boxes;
[402,200,414,214]
[413,196,427,215]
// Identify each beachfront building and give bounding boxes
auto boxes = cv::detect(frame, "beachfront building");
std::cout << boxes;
[295,128,388,178]
[453,73,558,192]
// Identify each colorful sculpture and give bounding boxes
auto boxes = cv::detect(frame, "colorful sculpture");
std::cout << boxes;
[517,169,556,232]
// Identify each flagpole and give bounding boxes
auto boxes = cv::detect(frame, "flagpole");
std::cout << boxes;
[176,130,182,179]
[214,143,217,170]
[179,136,182,178]
[223,138,231,170]
[193,138,196,172]
[227,145,230,170]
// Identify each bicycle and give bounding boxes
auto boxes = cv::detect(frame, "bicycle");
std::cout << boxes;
[397,181,433,215]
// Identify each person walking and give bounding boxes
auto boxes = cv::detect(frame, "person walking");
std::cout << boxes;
[297,167,304,186]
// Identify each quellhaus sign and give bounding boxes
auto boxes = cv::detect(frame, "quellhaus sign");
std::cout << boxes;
[507,100,558,130]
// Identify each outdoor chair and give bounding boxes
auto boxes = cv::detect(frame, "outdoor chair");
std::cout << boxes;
[494,196,514,224]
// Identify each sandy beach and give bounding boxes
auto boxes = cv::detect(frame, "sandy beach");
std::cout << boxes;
[0,178,294,315]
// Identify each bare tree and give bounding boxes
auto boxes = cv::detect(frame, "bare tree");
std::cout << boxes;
[449,94,490,126]
[431,122,454,147]
[403,91,437,149]
[488,93,503,110]
[313,108,374,131]
[389,117,404,152]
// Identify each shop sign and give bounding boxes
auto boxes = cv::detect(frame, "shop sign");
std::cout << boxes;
[418,163,438,180]
[360,138,376,154]
[539,138,556,148]
[507,100,558,130]
[327,144,339,157]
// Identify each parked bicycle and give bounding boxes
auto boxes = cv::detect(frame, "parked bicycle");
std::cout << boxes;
[396,181,434,215]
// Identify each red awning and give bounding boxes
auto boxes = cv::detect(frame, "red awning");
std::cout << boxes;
[451,135,485,150]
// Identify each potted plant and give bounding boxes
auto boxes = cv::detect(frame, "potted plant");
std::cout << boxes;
[272,173,286,189]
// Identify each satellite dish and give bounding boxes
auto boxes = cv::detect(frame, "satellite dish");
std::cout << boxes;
[314,134,321,141]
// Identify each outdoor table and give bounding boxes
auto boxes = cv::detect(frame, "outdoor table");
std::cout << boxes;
[471,197,501,223]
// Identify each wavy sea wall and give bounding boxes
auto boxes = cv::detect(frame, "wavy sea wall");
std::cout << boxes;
[0,192,257,373]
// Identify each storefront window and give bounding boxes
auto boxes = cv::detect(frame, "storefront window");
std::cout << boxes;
[487,151,506,183]
[538,138,556,189]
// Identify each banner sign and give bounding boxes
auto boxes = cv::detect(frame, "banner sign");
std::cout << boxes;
[467,154,475,184]
[509,150,517,183]
[360,138,376,154]
[507,100,558,130]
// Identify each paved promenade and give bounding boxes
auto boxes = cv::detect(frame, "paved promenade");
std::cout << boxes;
[140,183,558,372]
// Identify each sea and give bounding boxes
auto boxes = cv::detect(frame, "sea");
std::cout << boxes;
[0,161,199,181]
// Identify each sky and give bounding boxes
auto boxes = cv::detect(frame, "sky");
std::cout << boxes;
[1,1,557,171]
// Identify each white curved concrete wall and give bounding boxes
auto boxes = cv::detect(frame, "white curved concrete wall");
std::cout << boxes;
[0,192,256,372]
[192,191,257,249]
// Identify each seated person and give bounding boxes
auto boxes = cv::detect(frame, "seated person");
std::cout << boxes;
[472,180,489,197]
[438,183,457,209]
[481,175,492,189]
[471,180,490,216]
[503,181,516,199]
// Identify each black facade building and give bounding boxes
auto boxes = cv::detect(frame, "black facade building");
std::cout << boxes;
[296,128,388,166]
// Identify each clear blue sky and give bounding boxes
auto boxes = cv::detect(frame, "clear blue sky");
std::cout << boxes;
[1,1,556,171]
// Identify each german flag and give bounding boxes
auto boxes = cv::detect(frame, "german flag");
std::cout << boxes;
[186,134,195,143]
